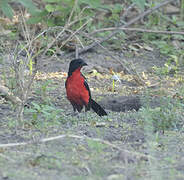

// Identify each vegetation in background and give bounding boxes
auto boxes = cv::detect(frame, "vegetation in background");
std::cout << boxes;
[0,0,184,180]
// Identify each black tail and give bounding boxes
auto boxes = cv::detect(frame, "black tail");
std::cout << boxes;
[91,99,107,116]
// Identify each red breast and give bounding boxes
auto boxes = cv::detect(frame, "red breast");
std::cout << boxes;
[66,68,89,106]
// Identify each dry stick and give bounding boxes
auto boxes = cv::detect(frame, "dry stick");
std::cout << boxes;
[67,0,175,85]
[18,29,47,56]
[0,134,154,161]
[21,11,31,45]
[42,12,91,56]
[81,32,132,74]
[67,0,78,24]
[42,27,67,56]
[75,44,79,59]
[68,0,82,59]
[121,3,135,20]
[17,18,38,123]
[99,44,145,85]
[42,0,78,56]
[19,4,87,53]
[46,20,91,62]
[159,12,179,27]
[81,31,144,85]
[59,18,92,50]
[66,0,176,57]
[15,68,38,125]
[48,6,92,55]
[90,27,184,36]
[0,153,15,162]
[75,35,84,48]
[18,16,85,57]
[18,6,91,57]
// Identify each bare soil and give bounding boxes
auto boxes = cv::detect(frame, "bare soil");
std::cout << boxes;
[0,47,183,180]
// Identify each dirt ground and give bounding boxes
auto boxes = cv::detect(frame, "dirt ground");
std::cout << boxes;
[0,46,184,180]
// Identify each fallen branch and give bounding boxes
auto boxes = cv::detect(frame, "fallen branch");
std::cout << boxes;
[0,85,22,105]
[0,134,154,161]
[0,153,15,162]
[80,32,145,85]
[66,0,176,57]
[59,18,92,50]
[90,27,184,36]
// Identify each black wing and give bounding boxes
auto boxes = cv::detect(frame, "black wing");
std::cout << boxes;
[84,80,91,99]
[82,74,91,111]
[82,74,107,116]
[82,74,91,98]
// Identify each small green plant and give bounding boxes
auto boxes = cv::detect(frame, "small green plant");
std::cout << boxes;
[153,55,179,76]
[131,0,146,11]
[28,0,100,26]
[106,4,124,24]
[35,80,55,104]
[138,97,184,132]
[181,0,184,20]
[27,0,124,29]
[87,139,106,153]
[25,102,63,127]
[29,155,62,169]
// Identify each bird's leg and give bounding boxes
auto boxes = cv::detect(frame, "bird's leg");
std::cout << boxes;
[65,105,78,116]
[78,107,87,121]
[66,111,79,116]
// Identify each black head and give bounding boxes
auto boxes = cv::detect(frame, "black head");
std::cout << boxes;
[68,58,87,76]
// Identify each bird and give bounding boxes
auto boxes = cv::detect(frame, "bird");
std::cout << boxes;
[65,58,107,116]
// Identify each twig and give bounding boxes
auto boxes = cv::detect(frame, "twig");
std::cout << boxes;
[8,16,39,127]
[18,16,87,57]
[75,44,79,59]
[82,31,145,85]
[0,141,27,148]
[42,13,90,56]
[80,32,145,85]
[90,27,184,36]
[0,134,154,161]
[82,32,135,73]
[67,0,78,24]
[66,0,176,57]
[59,18,92,50]
[119,3,136,24]
[0,153,15,162]
[159,12,178,27]
[98,44,145,85]
[119,0,175,27]
[14,18,38,124]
